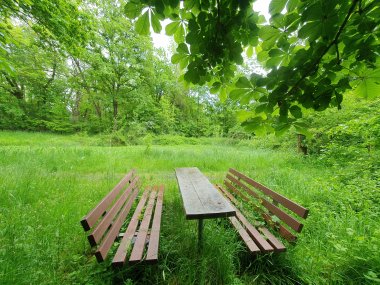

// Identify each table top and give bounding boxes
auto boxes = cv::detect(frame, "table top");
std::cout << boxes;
[175,167,235,220]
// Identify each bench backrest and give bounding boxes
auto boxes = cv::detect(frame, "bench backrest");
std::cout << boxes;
[223,168,309,242]
[80,170,140,259]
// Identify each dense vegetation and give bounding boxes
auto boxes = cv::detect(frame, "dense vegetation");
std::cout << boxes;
[0,129,379,284]
[125,0,380,135]
[1,0,379,284]
[0,1,241,138]
[1,0,379,138]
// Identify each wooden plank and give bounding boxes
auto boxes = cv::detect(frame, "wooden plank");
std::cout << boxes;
[228,172,303,232]
[259,227,286,252]
[222,180,298,242]
[229,216,261,254]
[80,170,135,231]
[146,185,165,263]
[261,198,303,232]
[88,177,139,246]
[112,189,150,267]
[95,186,139,262]
[226,173,261,201]
[229,168,309,219]
[261,212,297,242]
[235,211,274,252]
[215,184,238,205]
[175,167,235,219]
[224,180,249,202]
[218,185,273,252]
[129,190,157,263]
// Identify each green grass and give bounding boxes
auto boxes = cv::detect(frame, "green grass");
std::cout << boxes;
[0,131,379,284]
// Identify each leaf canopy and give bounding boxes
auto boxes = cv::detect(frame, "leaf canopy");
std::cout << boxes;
[124,0,379,134]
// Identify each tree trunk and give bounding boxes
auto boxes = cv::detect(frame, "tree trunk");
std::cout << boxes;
[297,134,308,155]
[113,98,118,130]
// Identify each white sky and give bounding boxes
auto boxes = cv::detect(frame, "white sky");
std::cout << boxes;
[151,0,270,50]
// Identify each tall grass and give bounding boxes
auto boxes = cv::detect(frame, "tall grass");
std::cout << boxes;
[0,131,379,284]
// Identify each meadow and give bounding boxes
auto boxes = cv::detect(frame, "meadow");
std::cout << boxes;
[0,131,379,285]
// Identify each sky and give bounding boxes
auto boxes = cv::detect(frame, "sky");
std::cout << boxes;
[151,0,270,50]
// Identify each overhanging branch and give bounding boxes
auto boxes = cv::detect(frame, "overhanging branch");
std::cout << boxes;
[286,0,359,100]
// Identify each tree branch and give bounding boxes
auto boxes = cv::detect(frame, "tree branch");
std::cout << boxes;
[286,0,359,100]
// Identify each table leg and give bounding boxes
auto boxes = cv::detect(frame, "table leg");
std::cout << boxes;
[198,218,203,252]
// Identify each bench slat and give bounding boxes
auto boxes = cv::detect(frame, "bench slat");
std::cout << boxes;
[261,212,297,242]
[229,168,309,219]
[88,176,139,246]
[227,173,304,233]
[95,186,139,262]
[224,179,249,202]
[146,185,165,263]
[216,184,238,205]
[112,189,150,267]
[259,227,286,252]
[217,185,274,252]
[229,216,261,253]
[81,170,135,231]
[235,211,274,252]
[129,190,158,263]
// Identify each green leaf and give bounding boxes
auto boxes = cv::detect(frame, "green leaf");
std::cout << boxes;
[184,66,200,83]
[269,48,283,57]
[179,57,189,69]
[135,11,150,35]
[171,53,187,64]
[287,0,299,12]
[124,2,143,18]
[236,77,251,88]
[257,50,269,62]
[266,56,282,68]
[289,105,302,118]
[236,110,254,122]
[229,89,248,100]
[219,88,227,102]
[269,0,287,16]
[255,102,268,113]
[151,13,162,33]
[352,79,380,100]
[174,24,185,43]
[184,0,197,9]
[177,42,189,54]
[210,81,221,94]
[165,21,180,35]
[294,122,312,137]
[274,122,291,136]
[298,21,321,41]
[259,26,281,50]
[259,26,280,41]
[246,46,254,58]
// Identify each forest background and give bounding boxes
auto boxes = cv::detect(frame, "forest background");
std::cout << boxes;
[0,0,380,284]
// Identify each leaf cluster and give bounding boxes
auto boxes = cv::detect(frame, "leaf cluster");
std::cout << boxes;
[124,0,380,135]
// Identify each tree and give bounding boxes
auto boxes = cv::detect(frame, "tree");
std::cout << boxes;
[0,26,71,131]
[124,0,380,135]
[0,0,89,73]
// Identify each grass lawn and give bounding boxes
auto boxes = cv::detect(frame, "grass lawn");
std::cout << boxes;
[0,131,379,284]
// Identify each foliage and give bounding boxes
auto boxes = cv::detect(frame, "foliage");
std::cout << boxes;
[0,1,243,138]
[125,0,380,135]
[0,0,89,72]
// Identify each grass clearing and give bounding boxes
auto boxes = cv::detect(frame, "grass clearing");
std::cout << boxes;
[0,131,379,284]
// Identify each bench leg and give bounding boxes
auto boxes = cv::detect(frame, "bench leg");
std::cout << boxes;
[198,219,203,253]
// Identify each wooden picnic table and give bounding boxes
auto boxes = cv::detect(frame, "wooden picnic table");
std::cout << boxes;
[175,167,236,251]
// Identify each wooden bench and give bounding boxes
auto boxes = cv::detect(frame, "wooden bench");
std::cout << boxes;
[80,170,164,267]
[216,168,309,254]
